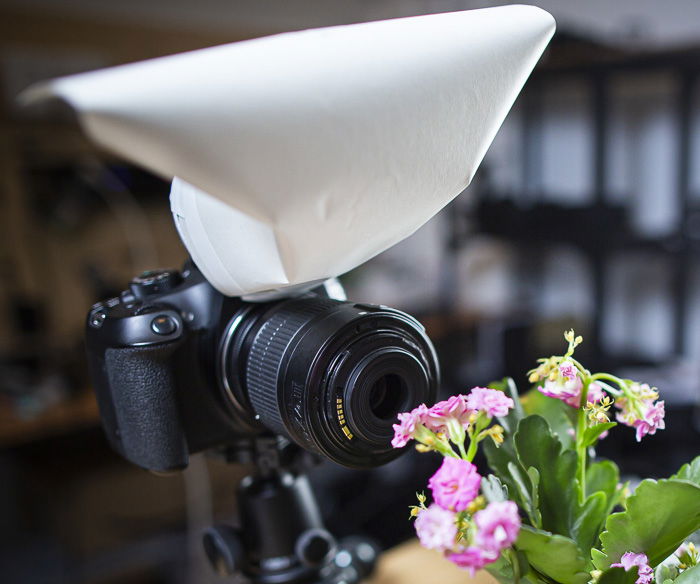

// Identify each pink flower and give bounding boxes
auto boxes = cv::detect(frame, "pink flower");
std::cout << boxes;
[391,404,430,448]
[428,457,482,511]
[412,403,431,424]
[615,383,665,442]
[465,387,514,418]
[414,504,458,552]
[430,395,469,418]
[559,360,577,380]
[392,413,417,448]
[473,501,521,553]
[587,382,605,403]
[425,395,472,432]
[448,547,498,576]
[611,552,653,584]
[632,400,665,442]
[538,376,582,408]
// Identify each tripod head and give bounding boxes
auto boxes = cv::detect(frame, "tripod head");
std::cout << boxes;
[203,436,379,583]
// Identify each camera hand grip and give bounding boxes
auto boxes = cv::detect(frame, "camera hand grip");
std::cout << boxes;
[104,343,188,471]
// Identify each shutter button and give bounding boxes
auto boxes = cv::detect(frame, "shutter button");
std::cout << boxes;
[151,314,178,335]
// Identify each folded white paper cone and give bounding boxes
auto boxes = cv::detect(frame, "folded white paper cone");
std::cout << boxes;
[22,5,555,297]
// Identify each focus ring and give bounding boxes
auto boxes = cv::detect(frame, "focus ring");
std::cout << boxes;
[246,298,338,435]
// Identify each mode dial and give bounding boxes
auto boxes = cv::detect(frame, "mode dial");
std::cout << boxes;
[129,269,181,299]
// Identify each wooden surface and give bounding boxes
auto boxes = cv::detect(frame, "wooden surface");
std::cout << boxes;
[370,540,497,584]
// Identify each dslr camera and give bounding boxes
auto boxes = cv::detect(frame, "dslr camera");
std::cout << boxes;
[86,263,439,472]
[27,6,554,476]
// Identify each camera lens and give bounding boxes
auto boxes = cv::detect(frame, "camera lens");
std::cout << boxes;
[221,298,438,468]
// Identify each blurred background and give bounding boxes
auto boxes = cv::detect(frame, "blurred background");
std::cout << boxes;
[1,0,699,582]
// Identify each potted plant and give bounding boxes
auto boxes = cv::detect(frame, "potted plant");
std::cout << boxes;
[393,331,700,584]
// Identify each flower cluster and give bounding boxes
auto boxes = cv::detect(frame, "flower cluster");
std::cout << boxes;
[529,330,665,443]
[449,501,521,574]
[530,332,598,409]
[676,542,699,571]
[615,383,665,442]
[391,387,514,457]
[394,386,518,574]
[414,458,521,575]
[538,370,605,408]
[528,330,582,384]
[396,330,692,584]
[652,542,700,582]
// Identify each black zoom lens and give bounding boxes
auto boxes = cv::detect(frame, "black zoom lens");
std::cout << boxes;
[221,297,438,468]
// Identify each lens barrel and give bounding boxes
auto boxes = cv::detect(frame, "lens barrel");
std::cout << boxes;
[221,297,438,468]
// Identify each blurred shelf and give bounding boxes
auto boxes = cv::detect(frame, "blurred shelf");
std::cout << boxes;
[474,198,700,256]
[539,35,700,76]
[0,390,99,449]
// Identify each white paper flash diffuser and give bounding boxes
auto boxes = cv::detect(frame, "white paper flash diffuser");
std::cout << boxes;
[22,5,555,297]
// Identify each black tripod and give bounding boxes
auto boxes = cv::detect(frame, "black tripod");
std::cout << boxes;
[202,437,379,584]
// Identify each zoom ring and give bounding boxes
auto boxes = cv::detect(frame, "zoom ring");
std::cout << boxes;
[246,298,337,435]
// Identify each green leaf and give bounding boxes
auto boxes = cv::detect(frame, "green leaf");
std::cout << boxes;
[514,416,578,536]
[508,461,542,528]
[596,567,637,584]
[483,554,516,584]
[484,437,525,512]
[513,416,614,558]
[581,422,617,448]
[485,551,542,584]
[571,491,608,553]
[595,478,700,570]
[527,467,541,511]
[484,378,527,511]
[672,456,700,486]
[482,474,508,503]
[521,387,576,450]
[655,561,679,583]
[507,461,534,505]
[675,564,700,583]
[592,547,607,567]
[515,525,590,584]
[583,460,622,541]
[586,460,620,506]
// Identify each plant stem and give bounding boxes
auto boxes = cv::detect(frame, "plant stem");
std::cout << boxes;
[590,372,626,392]
[434,441,459,458]
[463,412,489,462]
[457,440,469,460]
[568,357,589,379]
[576,379,589,504]
[589,379,621,396]
[576,411,587,504]
[465,437,478,462]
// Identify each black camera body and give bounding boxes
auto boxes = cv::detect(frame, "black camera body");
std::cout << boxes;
[86,264,438,472]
